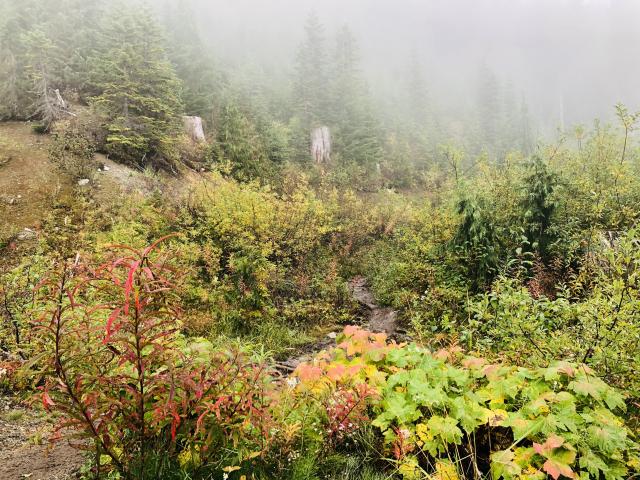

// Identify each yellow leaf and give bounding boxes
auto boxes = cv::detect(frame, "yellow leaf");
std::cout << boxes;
[489,408,509,427]
[433,460,460,480]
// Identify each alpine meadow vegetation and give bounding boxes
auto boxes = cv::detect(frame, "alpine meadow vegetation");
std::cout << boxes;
[0,1,639,479]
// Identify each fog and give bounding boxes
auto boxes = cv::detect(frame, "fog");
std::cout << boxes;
[169,0,640,136]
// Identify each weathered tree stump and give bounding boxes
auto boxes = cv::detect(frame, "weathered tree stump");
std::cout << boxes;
[183,116,206,142]
[311,126,331,164]
[53,89,67,110]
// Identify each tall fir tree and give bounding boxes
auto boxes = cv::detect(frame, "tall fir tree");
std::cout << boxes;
[292,12,329,127]
[290,12,330,161]
[518,94,534,154]
[403,52,435,170]
[215,102,273,182]
[91,5,183,169]
[328,25,383,168]
[163,0,218,119]
[406,52,430,129]
[500,79,519,155]
[53,0,104,96]
[0,0,41,119]
[21,28,65,131]
[476,63,502,156]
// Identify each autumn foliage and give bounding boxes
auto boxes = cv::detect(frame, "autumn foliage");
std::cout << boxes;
[29,238,639,480]
[33,237,277,479]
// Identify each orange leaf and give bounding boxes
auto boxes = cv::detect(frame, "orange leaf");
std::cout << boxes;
[543,459,575,480]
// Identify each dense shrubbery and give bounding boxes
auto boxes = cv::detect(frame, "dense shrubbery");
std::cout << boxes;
[361,118,640,417]
[467,227,640,398]
[31,245,639,480]
[2,0,640,477]
[295,327,639,480]
[33,239,287,478]
[176,173,349,344]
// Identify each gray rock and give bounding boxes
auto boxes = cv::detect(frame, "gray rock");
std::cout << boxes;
[77,178,90,186]
[17,228,36,241]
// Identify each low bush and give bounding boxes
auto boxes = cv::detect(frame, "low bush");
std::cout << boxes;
[33,238,282,479]
[294,327,639,480]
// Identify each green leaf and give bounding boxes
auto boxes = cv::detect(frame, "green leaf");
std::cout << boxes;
[450,395,491,433]
[578,449,609,478]
[491,449,522,479]
[379,391,421,425]
[428,415,463,443]
[569,378,605,402]
[408,378,448,408]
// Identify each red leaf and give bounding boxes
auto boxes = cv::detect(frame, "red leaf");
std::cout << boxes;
[196,411,207,433]
[295,364,323,382]
[543,459,575,480]
[142,233,180,257]
[103,307,122,345]
[42,391,55,411]
[533,434,564,456]
[171,409,180,442]
[123,261,140,315]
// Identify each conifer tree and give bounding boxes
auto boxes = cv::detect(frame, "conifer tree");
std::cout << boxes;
[22,29,65,131]
[0,0,39,120]
[518,95,534,154]
[163,0,218,119]
[406,52,431,130]
[476,63,502,155]
[215,102,272,181]
[292,12,329,127]
[91,6,183,169]
[500,79,519,154]
[0,41,21,120]
[328,25,383,168]
[290,12,330,161]
[52,0,104,96]
[403,52,435,170]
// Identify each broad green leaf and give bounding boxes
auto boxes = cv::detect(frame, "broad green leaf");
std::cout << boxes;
[491,449,521,479]
[578,449,609,478]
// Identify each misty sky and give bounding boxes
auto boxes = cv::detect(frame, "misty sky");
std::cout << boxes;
[177,0,640,133]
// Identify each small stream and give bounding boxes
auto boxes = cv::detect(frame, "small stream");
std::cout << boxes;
[277,276,400,372]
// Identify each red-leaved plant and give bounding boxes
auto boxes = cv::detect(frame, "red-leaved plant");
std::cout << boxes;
[324,383,375,444]
[33,237,276,479]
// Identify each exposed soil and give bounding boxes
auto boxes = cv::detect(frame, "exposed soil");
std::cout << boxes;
[0,123,64,242]
[0,395,85,480]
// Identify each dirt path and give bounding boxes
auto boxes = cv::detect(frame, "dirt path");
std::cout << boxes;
[0,395,85,480]
[277,276,400,371]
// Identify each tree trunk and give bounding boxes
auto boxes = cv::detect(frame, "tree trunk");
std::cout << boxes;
[311,126,331,164]
[183,116,206,143]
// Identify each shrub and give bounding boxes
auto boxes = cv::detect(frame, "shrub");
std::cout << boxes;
[467,227,640,399]
[33,237,279,479]
[179,172,348,338]
[294,326,639,480]
[49,121,97,179]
